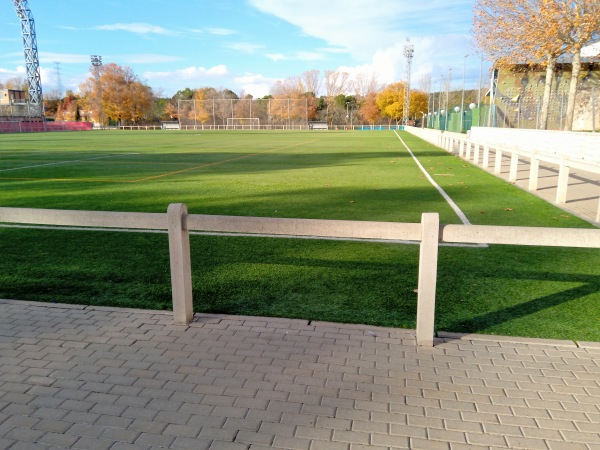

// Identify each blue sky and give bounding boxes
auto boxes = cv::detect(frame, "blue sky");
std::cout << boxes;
[0,0,489,98]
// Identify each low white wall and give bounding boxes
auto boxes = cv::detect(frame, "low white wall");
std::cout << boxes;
[469,127,600,163]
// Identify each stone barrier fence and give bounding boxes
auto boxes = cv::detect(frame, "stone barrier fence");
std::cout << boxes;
[406,126,600,223]
[1,205,600,346]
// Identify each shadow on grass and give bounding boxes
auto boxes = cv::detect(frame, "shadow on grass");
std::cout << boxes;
[1,226,599,339]
[442,269,600,335]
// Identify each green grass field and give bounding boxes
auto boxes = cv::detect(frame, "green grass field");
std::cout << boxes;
[1,130,598,341]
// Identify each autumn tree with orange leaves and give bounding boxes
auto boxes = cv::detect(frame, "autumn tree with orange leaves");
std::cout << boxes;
[473,0,600,130]
[80,63,153,125]
[376,82,428,125]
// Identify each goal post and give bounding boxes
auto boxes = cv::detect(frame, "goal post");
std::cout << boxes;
[226,117,260,130]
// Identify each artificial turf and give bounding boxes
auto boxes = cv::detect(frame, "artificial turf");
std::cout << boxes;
[0,130,598,341]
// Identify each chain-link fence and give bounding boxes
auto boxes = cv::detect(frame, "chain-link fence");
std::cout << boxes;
[177,98,313,129]
[0,103,43,118]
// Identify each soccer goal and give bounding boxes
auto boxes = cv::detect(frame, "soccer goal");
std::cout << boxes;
[226,117,260,130]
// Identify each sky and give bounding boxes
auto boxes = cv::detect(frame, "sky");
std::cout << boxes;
[0,0,491,99]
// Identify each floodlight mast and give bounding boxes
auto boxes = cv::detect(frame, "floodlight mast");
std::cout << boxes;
[403,39,414,126]
[13,0,44,116]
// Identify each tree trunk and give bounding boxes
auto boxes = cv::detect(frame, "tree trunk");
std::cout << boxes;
[540,55,556,130]
[565,49,582,131]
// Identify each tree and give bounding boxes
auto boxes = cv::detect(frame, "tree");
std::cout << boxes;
[270,78,310,125]
[473,0,600,131]
[323,70,350,124]
[556,0,600,130]
[359,93,381,126]
[79,63,153,125]
[56,91,80,121]
[376,82,406,125]
[473,0,564,129]
[1,77,27,91]
[410,91,429,121]
[302,70,321,97]
[354,72,381,99]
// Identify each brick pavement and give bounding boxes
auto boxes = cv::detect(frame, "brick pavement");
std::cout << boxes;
[1,299,599,450]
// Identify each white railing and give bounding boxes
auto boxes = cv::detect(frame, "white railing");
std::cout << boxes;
[406,127,600,223]
[1,205,600,346]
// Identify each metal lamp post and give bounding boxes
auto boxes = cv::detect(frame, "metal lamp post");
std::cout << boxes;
[454,106,460,132]
[346,101,349,130]
[460,55,468,132]
[445,68,451,131]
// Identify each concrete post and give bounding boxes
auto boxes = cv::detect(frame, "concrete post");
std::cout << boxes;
[483,146,490,168]
[168,203,194,325]
[459,140,465,157]
[509,153,519,183]
[529,156,540,191]
[473,144,480,165]
[494,150,503,175]
[556,162,570,204]
[416,213,440,347]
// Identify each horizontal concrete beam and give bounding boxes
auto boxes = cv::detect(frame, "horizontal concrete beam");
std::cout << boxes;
[442,224,600,248]
[0,207,166,230]
[186,214,423,241]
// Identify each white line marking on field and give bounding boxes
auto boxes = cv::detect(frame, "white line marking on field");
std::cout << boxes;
[0,224,486,248]
[394,131,471,225]
[0,153,139,173]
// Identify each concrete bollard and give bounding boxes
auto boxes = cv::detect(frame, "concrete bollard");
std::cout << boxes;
[509,153,519,183]
[482,146,490,169]
[168,203,194,325]
[529,156,540,191]
[556,162,570,204]
[494,150,503,175]
[416,213,440,347]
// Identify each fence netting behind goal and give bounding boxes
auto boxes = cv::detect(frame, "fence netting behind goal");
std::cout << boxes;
[178,99,309,129]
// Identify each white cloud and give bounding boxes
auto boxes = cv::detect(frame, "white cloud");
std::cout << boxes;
[143,64,229,81]
[119,54,183,64]
[38,52,93,64]
[226,42,264,54]
[95,23,178,36]
[248,0,480,88]
[295,51,326,61]
[319,47,350,54]
[235,73,277,98]
[0,66,25,83]
[264,51,326,62]
[266,53,286,62]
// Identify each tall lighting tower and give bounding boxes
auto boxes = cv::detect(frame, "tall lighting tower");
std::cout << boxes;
[90,55,103,125]
[402,39,414,126]
[13,0,44,117]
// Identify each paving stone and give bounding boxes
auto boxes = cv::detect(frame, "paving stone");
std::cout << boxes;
[170,436,212,449]
[2,301,600,450]
[38,431,80,447]
[209,441,250,450]
[71,436,116,450]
